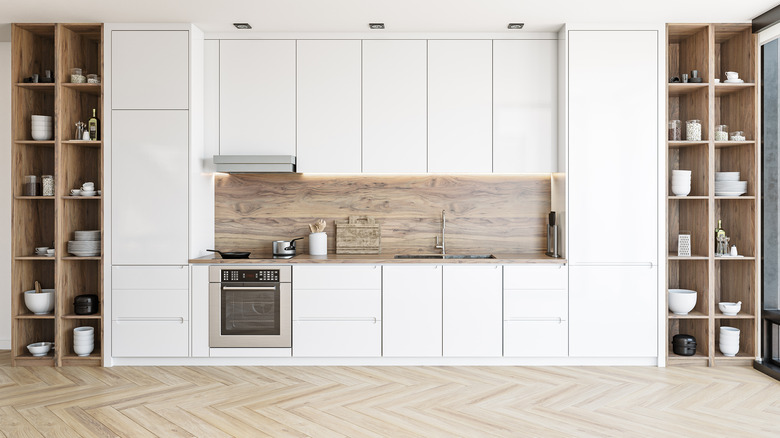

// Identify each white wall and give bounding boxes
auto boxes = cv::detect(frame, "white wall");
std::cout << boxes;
[0,42,11,349]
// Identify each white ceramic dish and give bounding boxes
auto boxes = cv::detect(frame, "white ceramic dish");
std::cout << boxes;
[724,79,744,83]
[719,301,742,315]
[23,289,55,314]
[80,191,96,197]
[73,343,94,357]
[715,191,746,196]
[715,172,740,181]
[668,289,697,315]
[27,342,53,356]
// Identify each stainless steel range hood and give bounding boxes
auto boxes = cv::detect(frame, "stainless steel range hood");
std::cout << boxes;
[213,155,297,173]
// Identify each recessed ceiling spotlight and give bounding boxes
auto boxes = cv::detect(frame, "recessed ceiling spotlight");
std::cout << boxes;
[233,23,252,30]
[507,23,525,30]
[369,23,385,30]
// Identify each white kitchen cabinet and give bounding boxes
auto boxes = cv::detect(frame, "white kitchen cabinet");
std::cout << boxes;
[112,110,189,265]
[569,265,657,357]
[493,40,558,173]
[111,31,189,110]
[191,265,210,357]
[219,40,296,156]
[362,40,428,173]
[297,40,361,173]
[383,265,442,357]
[292,265,381,357]
[443,265,502,357]
[428,40,493,173]
[111,265,189,357]
[567,30,658,264]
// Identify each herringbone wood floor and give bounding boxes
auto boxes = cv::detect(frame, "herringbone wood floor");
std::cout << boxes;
[1,351,778,437]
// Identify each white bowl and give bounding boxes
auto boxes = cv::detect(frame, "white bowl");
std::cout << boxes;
[73,333,94,340]
[27,342,53,356]
[671,186,691,196]
[668,289,697,315]
[672,169,692,175]
[73,343,94,357]
[24,289,55,314]
[74,326,94,335]
[720,326,740,337]
[31,131,52,141]
[715,172,740,181]
[718,301,742,315]
[719,343,739,356]
[73,340,94,347]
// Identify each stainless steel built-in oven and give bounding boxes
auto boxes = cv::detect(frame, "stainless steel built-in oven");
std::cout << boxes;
[208,266,292,348]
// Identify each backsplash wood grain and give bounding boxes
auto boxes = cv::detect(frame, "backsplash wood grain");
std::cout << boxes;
[215,174,551,256]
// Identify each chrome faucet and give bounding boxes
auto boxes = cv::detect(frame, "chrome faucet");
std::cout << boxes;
[435,210,446,255]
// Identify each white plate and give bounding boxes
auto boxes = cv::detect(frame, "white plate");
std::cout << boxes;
[715,191,746,196]
[724,79,744,83]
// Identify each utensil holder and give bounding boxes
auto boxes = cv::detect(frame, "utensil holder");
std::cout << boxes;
[309,232,327,255]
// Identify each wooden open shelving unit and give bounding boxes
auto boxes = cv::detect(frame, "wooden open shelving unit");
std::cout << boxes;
[666,23,760,366]
[10,23,103,367]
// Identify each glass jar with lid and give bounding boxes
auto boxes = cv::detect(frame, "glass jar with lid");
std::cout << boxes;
[669,120,682,141]
[715,125,729,141]
[686,120,702,141]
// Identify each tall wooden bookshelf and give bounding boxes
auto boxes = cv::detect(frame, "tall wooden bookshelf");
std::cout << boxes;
[666,23,760,366]
[11,23,104,366]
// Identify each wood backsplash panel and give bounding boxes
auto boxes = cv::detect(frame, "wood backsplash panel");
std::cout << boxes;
[215,174,551,256]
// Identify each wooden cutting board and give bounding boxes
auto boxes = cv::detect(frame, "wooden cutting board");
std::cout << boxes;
[336,216,381,254]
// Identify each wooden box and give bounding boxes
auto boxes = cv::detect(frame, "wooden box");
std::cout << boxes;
[336,216,381,254]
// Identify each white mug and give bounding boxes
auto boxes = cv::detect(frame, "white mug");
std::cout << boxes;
[725,71,739,80]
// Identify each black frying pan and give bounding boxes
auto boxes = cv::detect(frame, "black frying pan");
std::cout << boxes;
[207,249,251,259]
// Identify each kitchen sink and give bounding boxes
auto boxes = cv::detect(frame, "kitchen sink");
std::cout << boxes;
[394,254,496,259]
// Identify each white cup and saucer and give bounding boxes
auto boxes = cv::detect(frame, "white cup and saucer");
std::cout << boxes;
[80,182,96,196]
[724,71,744,83]
[35,246,49,256]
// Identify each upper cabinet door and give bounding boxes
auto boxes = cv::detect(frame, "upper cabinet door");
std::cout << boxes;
[297,40,362,173]
[112,31,189,110]
[219,40,296,156]
[362,40,427,173]
[112,110,189,265]
[428,40,492,173]
[493,40,557,173]
[568,31,658,264]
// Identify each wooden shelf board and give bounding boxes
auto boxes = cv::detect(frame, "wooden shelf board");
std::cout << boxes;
[714,140,755,148]
[14,140,54,146]
[668,83,708,96]
[714,83,755,96]
[14,256,55,260]
[667,254,709,260]
[668,141,708,148]
[14,313,55,320]
[715,312,755,319]
[61,83,101,95]
[61,313,101,320]
[13,355,55,367]
[712,352,755,363]
[63,196,102,200]
[667,356,710,366]
[668,310,709,319]
[61,140,102,146]
[714,196,755,200]
[714,256,756,261]
[668,196,708,200]
[15,82,54,92]
[61,256,102,261]
[61,350,102,361]
[14,196,55,200]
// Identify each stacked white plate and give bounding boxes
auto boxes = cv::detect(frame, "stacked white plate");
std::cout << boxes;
[715,172,747,196]
[31,115,52,141]
[68,230,101,256]
[671,170,692,196]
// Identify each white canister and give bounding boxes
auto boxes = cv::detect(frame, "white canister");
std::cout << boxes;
[309,232,327,255]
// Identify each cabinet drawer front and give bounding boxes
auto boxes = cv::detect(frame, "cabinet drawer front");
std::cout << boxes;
[293,321,381,357]
[504,320,568,357]
[113,289,189,319]
[293,265,381,290]
[112,265,189,290]
[112,319,189,357]
[504,289,567,319]
[504,265,567,290]
[293,289,381,319]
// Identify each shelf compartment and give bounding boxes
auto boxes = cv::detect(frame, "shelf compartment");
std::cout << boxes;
[12,24,55,84]
[13,200,55,258]
[668,318,709,363]
[715,142,756,196]
[13,87,55,143]
[714,199,756,257]
[713,24,755,83]
[714,88,756,141]
[714,259,757,317]
[12,318,55,364]
[668,259,709,316]
[58,85,102,145]
[668,24,710,84]
[714,318,755,359]
[668,86,710,141]
[668,198,709,257]
[59,318,101,367]
[57,259,100,320]
[669,142,708,196]
[59,202,101,256]
[60,142,101,197]
[13,142,55,197]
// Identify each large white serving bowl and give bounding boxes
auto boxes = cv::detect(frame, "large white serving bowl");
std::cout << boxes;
[718,302,742,315]
[668,289,697,315]
[24,289,55,314]
[27,342,53,356]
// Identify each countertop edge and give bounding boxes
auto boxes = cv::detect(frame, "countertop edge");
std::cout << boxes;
[189,254,567,264]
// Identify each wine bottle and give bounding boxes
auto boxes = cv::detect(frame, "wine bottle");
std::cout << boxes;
[715,219,726,241]
[88,108,100,141]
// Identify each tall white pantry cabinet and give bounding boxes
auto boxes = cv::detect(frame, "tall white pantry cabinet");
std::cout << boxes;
[104,25,213,364]
[566,28,661,360]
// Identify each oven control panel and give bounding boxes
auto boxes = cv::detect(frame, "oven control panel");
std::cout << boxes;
[221,269,279,282]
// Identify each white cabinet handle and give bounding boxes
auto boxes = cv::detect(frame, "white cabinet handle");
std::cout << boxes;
[506,317,564,324]
[112,265,186,270]
[295,317,377,323]
[114,317,185,324]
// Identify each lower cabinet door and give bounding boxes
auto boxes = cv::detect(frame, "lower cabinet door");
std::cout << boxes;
[383,265,442,357]
[293,320,381,357]
[443,266,503,357]
[504,320,568,357]
[112,319,189,357]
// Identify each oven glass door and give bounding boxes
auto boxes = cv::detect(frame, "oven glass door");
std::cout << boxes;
[221,284,280,336]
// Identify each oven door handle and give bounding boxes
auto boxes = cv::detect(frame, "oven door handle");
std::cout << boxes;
[222,286,277,291]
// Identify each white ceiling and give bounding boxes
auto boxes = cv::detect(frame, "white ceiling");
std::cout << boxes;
[0,0,777,37]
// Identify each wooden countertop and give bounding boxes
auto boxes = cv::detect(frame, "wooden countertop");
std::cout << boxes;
[190,253,566,264]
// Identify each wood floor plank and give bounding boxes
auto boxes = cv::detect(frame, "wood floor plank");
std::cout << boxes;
[0,407,45,438]
[15,406,81,438]
[85,406,157,438]
[119,406,195,437]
